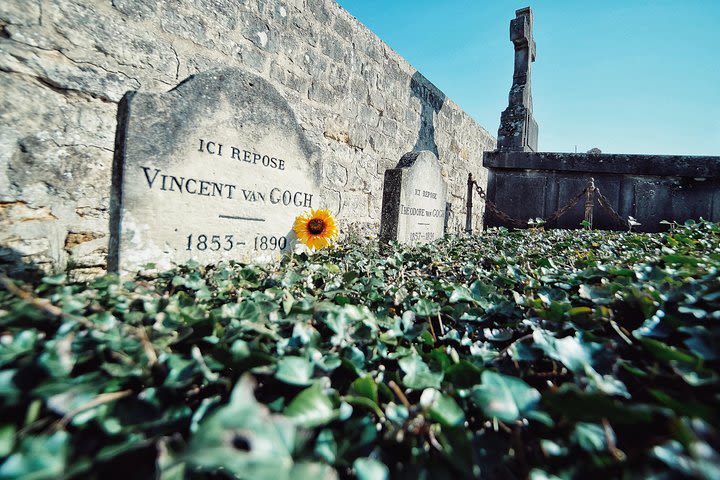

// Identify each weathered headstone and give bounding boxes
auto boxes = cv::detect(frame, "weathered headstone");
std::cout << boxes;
[109,68,322,275]
[497,7,538,152]
[379,151,448,244]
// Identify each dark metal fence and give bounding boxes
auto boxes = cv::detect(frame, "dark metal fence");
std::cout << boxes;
[465,174,630,233]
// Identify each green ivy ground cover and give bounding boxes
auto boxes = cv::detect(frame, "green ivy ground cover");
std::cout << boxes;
[1,221,719,479]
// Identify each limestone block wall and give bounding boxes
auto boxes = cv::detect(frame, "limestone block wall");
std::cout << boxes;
[0,0,495,279]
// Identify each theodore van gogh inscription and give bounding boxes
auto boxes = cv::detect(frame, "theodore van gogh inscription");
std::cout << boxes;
[109,68,322,275]
[379,151,448,245]
[399,205,444,217]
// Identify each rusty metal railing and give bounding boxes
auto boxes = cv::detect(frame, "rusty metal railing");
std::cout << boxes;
[465,174,630,233]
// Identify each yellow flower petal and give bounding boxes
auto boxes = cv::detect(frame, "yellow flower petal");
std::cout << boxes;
[293,209,338,250]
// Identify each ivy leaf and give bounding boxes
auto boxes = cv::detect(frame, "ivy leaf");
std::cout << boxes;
[471,371,540,422]
[684,333,720,361]
[353,458,389,480]
[449,285,475,304]
[275,356,314,386]
[508,337,541,362]
[532,330,589,372]
[637,337,699,365]
[533,330,630,397]
[0,431,68,480]
[0,425,15,457]
[542,386,656,424]
[41,273,66,286]
[529,469,564,480]
[285,383,339,428]
[186,375,295,480]
[348,374,378,405]
[313,429,337,464]
[398,351,443,389]
[412,299,439,317]
[420,388,465,427]
[572,422,611,452]
[483,327,513,342]
[662,254,701,266]
[0,330,38,366]
[445,361,483,388]
[288,462,337,480]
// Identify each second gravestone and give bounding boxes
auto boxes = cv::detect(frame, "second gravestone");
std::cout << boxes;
[109,68,321,275]
[379,151,448,244]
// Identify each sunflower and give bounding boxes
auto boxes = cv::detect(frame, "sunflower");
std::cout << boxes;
[293,209,338,250]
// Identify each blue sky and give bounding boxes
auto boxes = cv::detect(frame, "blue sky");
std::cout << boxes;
[336,0,720,156]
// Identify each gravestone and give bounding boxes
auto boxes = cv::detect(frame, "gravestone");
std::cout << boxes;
[379,151,448,244]
[109,68,322,275]
[497,7,538,152]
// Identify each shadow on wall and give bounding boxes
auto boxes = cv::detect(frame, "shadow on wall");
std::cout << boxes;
[0,246,45,281]
[410,72,445,157]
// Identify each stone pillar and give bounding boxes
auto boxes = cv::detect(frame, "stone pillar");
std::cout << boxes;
[497,7,538,152]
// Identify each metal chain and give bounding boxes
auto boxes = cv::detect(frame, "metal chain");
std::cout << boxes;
[544,188,587,226]
[487,201,530,228]
[472,182,486,200]
[471,180,587,228]
[470,178,629,230]
[595,189,630,229]
[472,183,528,228]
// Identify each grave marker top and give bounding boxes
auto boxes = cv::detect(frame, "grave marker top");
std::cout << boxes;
[497,7,539,152]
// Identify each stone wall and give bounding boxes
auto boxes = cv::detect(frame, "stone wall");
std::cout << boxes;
[0,0,496,279]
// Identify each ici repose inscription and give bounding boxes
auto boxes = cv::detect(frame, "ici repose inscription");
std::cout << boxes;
[109,68,322,274]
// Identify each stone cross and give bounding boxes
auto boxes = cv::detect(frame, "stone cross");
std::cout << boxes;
[497,7,538,152]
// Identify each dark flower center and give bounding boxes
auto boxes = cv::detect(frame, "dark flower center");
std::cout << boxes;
[307,218,326,235]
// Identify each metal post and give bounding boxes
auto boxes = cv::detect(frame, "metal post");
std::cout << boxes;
[584,177,595,230]
[465,173,474,234]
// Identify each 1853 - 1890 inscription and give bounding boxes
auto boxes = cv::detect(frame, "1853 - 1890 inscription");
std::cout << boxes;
[379,150,448,245]
[109,68,322,275]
